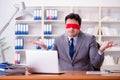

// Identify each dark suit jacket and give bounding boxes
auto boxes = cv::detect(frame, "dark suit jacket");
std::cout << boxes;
[52,31,104,71]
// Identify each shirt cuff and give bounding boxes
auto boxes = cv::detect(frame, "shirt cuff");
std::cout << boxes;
[98,50,104,55]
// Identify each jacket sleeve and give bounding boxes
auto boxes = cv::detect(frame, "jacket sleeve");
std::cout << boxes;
[89,36,104,70]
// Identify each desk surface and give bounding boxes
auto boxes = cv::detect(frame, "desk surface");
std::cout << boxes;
[0,71,120,80]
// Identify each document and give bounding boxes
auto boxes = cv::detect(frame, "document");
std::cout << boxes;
[86,71,108,74]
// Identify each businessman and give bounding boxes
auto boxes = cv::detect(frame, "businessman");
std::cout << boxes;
[29,13,117,71]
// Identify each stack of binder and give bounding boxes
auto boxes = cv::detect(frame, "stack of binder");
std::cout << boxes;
[0,62,26,75]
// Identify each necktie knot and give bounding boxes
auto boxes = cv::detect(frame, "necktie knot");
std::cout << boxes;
[71,38,74,43]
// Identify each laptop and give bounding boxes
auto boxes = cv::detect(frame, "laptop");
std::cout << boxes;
[25,50,63,74]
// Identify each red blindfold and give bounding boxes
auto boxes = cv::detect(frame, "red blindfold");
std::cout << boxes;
[66,24,80,30]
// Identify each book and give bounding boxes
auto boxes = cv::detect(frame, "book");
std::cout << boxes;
[0,68,26,75]
[101,65,120,73]
[93,26,99,36]
[118,57,120,64]
[102,55,115,66]
[101,27,111,36]
[0,62,26,75]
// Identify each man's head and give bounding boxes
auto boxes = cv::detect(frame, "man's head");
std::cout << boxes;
[65,13,82,37]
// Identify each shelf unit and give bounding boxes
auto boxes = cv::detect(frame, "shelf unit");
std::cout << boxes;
[100,7,120,56]
[14,6,120,64]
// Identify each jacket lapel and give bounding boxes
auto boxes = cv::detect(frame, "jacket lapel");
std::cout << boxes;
[62,34,73,61]
[72,31,85,61]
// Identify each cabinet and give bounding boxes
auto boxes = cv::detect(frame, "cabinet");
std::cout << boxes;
[14,6,120,65]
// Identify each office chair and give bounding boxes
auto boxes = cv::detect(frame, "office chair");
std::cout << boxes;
[93,42,101,71]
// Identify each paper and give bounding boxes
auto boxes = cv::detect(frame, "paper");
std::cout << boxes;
[86,71,108,74]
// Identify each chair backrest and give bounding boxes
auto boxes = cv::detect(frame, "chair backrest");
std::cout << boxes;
[93,42,101,71]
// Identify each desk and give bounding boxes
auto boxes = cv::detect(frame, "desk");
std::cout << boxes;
[0,71,120,80]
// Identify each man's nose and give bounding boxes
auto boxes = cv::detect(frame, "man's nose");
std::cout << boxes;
[70,27,74,30]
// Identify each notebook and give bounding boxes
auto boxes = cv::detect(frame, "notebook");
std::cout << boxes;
[25,50,63,74]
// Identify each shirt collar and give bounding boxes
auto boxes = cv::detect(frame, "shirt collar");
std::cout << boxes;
[68,36,77,43]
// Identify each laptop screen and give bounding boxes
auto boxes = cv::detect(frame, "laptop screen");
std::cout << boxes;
[25,50,60,73]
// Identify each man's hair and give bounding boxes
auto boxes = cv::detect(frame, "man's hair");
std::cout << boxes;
[65,13,82,25]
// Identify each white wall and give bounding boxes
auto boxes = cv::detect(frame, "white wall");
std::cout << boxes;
[0,0,120,63]
[25,0,120,6]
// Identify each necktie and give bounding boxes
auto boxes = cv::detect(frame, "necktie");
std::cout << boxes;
[69,38,74,59]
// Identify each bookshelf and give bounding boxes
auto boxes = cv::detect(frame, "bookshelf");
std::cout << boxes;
[101,7,120,53]
[14,6,120,65]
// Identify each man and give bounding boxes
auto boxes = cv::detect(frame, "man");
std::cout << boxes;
[29,13,117,71]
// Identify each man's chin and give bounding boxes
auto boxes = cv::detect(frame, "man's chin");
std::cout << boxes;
[68,34,76,37]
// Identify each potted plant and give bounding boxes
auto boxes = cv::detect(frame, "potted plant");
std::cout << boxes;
[0,37,10,62]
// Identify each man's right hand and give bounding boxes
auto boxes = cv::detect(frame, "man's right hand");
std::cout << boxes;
[99,41,117,52]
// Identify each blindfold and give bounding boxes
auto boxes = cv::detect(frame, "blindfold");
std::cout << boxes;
[66,24,80,30]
